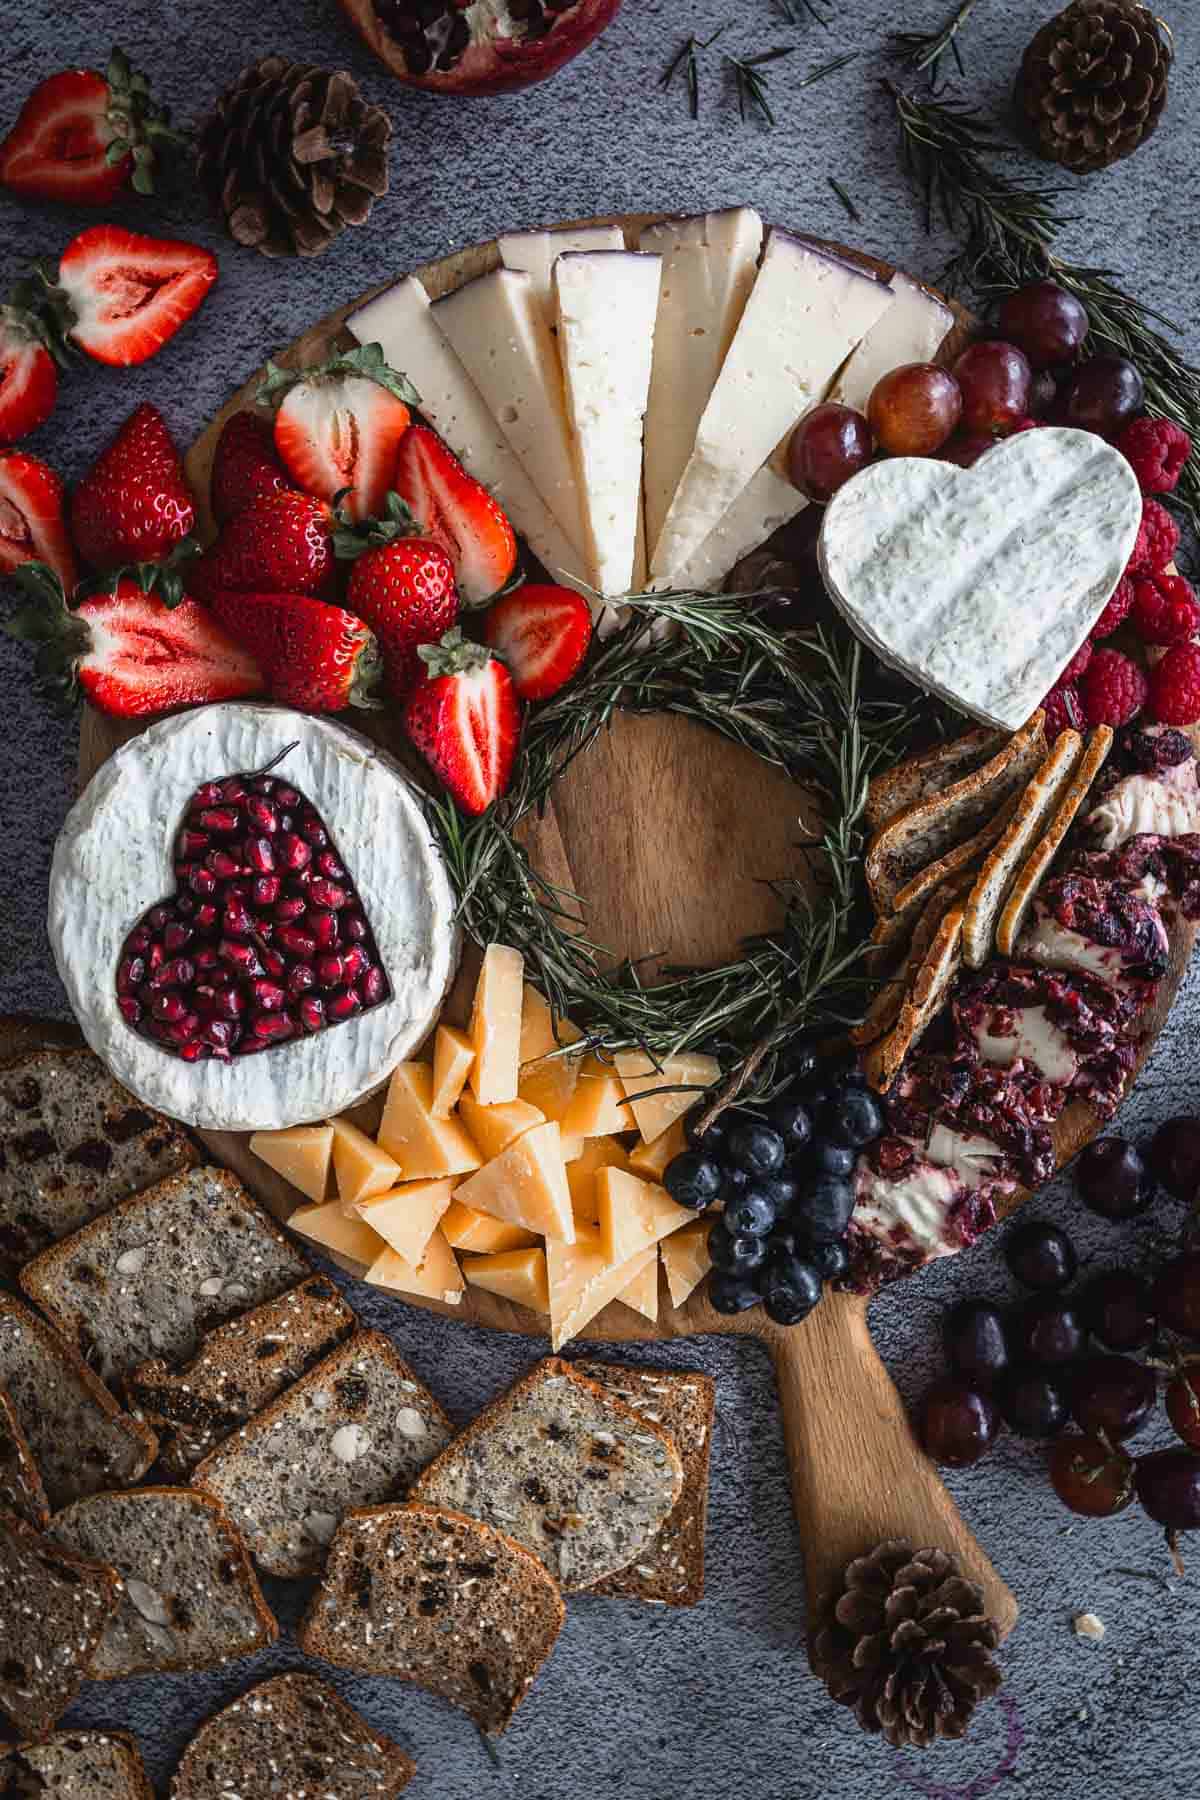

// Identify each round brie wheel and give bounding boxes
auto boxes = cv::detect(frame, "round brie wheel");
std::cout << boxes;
[50,704,460,1132]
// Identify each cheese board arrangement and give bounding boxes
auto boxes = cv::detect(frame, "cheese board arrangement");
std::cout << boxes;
[4,194,1200,1774]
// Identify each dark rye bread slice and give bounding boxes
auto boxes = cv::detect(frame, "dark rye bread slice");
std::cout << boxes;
[127,1274,356,1477]
[576,1361,715,1608]
[169,1673,415,1800]
[47,1487,277,1679]
[412,1357,684,1592]
[4,1730,153,1799]
[0,1047,195,1269]
[865,726,1005,835]
[19,1166,311,1384]
[193,1329,454,1577]
[0,1298,156,1512]
[0,1509,123,1741]
[299,1502,565,1736]
[0,1390,49,1529]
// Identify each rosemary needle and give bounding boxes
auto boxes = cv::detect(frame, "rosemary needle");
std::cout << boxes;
[891,0,984,88]
[828,175,861,222]
[777,0,832,24]
[659,25,727,120]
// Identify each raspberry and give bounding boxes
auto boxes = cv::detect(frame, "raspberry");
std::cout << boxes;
[1149,643,1200,727]
[1118,416,1192,494]
[1060,640,1093,683]
[1127,498,1182,574]
[1041,683,1085,740]
[1078,648,1148,728]
[1090,574,1136,640]
[1130,571,1200,646]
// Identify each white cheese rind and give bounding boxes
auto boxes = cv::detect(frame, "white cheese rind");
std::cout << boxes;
[49,705,459,1132]
[497,224,626,325]
[818,427,1144,729]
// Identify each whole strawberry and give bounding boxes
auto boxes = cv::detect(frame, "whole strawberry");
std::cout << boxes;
[339,496,459,699]
[210,411,290,526]
[189,491,337,603]
[206,589,381,713]
[71,404,196,589]
[403,629,521,816]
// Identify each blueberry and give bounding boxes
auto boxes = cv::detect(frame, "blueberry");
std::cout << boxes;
[811,1141,856,1178]
[719,1166,750,1202]
[663,1150,723,1212]
[808,1238,849,1282]
[709,1271,762,1315]
[781,1041,820,1087]
[798,1084,830,1115]
[792,1173,856,1243]
[760,1171,799,1212]
[768,1099,812,1154]
[726,1122,787,1179]
[724,1186,779,1237]
[763,1254,823,1326]
[684,1103,726,1154]
[822,1087,884,1148]
[768,1225,800,1258]
[708,1220,768,1276]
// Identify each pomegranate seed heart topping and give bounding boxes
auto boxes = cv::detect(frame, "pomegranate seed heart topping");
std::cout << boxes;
[115,764,391,1062]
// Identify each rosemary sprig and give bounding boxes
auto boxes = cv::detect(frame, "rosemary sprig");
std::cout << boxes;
[659,27,726,120]
[776,0,831,25]
[725,47,797,128]
[799,49,859,88]
[890,0,984,88]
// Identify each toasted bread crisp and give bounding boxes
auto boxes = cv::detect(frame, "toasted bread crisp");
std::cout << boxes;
[0,1389,49,1529]
[963,730,1085,968]
[854,871,975,1048]
[0,1510,123,1741]
[865,907,965,1092]
[865,725,1005,834]
[889,793,1020,921]
[996,727,1115,957]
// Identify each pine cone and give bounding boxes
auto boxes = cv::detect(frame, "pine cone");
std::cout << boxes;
[1017,0,1172,174]
[812,1542,1002,1749]
[197,58,392,258]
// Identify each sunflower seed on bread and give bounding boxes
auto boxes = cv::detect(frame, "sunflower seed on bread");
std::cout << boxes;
[47,1487,277,1679]
[412,1356,684,1592]
[5,1729,153,1800]
[865,725,1005,834]
[0,1509,123,1740]
[298,1502,565,1736]
[963,730,1086,968]
[0,1297,157,1512]
[889,792,1020,921]
[193,1329,453,1578]
[19,1166,311,1385]
[865,906,965,1093]
[996,727,1115,957]
[126,1274,356,1478]
[0,1047,196,1270]
[575,1361,715,1608]
[0,1389,49,1529]
[865,712,1046,916]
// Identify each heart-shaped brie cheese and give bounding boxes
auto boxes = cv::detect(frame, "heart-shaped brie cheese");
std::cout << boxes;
[818,427,1142,729]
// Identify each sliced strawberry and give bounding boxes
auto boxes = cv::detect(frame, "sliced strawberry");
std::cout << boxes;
[393,423,517,609]
[0,451,77,589]
[189,491,337,602]
[51,225,218,367]
[258,344,417,523]
[5,565,261,718]
[0,52,177,205]
[402,628,521,815]
[71,403,196,586]
[0,308,57,443]
[483,583,592,701]
[206,590,381,713]
[210,411,290,526]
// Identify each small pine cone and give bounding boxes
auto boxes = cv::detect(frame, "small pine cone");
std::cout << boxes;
[197,58,392,258]
[1017,0,1172,174]
[812,1541,1003,1749]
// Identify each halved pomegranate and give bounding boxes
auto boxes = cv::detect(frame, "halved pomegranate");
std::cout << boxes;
[338,0,623,95]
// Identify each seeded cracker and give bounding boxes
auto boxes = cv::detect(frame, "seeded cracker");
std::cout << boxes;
[0,1508,123,1739]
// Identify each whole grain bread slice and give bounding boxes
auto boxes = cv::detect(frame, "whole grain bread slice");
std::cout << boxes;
[963,729,1085,968]
[193,1329,453,1578]
[0,1297,157,1512]
[865,906,965,1093]
[865,726,1005,834]
[0,1389,49,1529]
[853,870,975,1049]
[0,1509,123,1741]
[0,1047,196,1270]
[47,1487,277,1679]
[298,1502,565,1736]
[5,1730,153,1799]
[169,1673,415,1800]
[575,1361,715,1608]
[126,1273,356,1478]
[19,1166,311,1384]
[996,726,1115,957]
[889,792,1021,921]
[412,1356,684,1592]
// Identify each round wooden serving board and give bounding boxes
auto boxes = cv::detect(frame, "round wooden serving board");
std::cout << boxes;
[71,213,1198,1652]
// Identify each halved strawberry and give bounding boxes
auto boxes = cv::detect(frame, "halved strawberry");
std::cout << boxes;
[70,404,196,588]
[403,628,521,816]
[205,590,381,713]
[483,583,592,701]
[258,343,417,523]
[0,51,178,205]
[210,411,290,526]
[0,451,77,589]
[189,491,337,603]
[0,308,57,443]
[48,225,218,367]
[393,423,517,609]
[5,564,261,718]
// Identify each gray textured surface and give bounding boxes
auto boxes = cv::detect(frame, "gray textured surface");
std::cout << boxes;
[1,2,1199,1795]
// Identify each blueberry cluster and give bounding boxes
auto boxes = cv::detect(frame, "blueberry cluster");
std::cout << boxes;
[662,1050,883,1328]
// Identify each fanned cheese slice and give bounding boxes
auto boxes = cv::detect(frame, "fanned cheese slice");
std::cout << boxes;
[463,1246,550,1314]
[289,1199,385,1269]
[453,1120,575,1243]
[614,1050,720,1144]
[458,1094,545,1161]
[377,1063,482,1182]
[469,943,524,1105]
[617,1255,660,1323]
[356,1179,454,1267]
[329,1117,401,1214]
[565,1135,630,1225]
[628,1117,688,1181]
[595,1167,696,1264]
[661,1218,714,1309]
[366,1229,464,1306]
[498,223,626,325]
[559,1055,636,1137]
[431,1024,474,1118]
[441,1200,537,1254]
[248,1125,333,1205]
[546,1230,657,1352]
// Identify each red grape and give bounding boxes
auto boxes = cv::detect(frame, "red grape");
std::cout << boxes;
[952,340,1033,437]
[939,433,997,470]
[1148,1116,1200,1202]
[1166,1365,1200,1449]
[787,402,873,502]
[1000,1367,1068,1437]
[1012,1296,1084,1365]
[1075,1136,1150,1219]
[1071,1354,1156,1441]
[916,1379,999,1467]
[1005,1219,1076,1291]
[1153,1252,1200,1340]
[998,282,1089,368]
[1081,1269,1155,1353]
[1061,355,1145,439]
[1135,1447,1200,1568]
[943,1299,1010,1389]
[1049,1430,1135,1517]
[868,363,962,456]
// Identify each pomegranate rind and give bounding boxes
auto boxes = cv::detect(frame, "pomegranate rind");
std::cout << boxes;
[336,0,623,96]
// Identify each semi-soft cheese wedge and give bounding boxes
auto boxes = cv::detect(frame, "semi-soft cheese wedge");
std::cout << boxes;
[330,1118,402,1216]
[628,1117,688,1181]
[441,1200,537,1254]
[498,223,626,324]
[430,1024,474,1118]
[366,1229,465,1306]
[661,1217,714,1308]
[639,208,764,557]
[650,233,892,585]
[554,250,663,598]
[289,1200,386,1270]
[546,1230,657,1351]
[559,1055,636,1137]
[433,268,589,557]
[249,1125,333,1205]
[614,1049,721,1144]
[453,1120,575,1243]
[346,276,587,588]
[469,943,524,1105]
[616,1255,660,1323]
[566,1135,630,1225]
[595,1168,696,1264]
[463,1247,550,1314]
[355,1178,454,1267]
[377,1063,482,1182]
[458,1094,545,1161]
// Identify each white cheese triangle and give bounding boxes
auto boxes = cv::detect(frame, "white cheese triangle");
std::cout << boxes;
[498,224,626,325]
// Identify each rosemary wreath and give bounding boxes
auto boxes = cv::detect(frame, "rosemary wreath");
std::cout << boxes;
[424,587,932,1117]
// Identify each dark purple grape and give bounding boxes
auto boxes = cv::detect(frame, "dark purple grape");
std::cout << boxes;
[1000,1367,1069,1438]
[1152,1252,1200,1341]
[943,1300,1011,1390]
[1029,369,1058,417]
[939,432,998,470]
[916,1380,999,1468]
[1074,1136,1151,1220]
[787,402,874,502]
[1147,1117,1200,1203]
[1135,1448,1200,1563]
[1005,1219,1077,1291]
[1013,1296,1085,1366]
[1071,1354,1157,1442]
[1050,1431,1134,1517]
[1080,1269,1155,1352]
[1062,355,1145,439]
[953,340,1033,436]
[998,282,1089,368]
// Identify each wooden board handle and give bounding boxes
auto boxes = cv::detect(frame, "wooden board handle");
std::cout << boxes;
[769,1290,1018,1651]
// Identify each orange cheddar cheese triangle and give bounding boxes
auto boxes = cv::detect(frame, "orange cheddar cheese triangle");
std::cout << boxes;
[378,1063,482,1182]
[453,1120,575,1243]
[356,1178,454,1267]
[248,1124,334,1205]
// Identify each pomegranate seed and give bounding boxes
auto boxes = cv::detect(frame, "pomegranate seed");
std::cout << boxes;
[163,922,193,953]
[246,836,275,875]
[252,979,286,1011]
[164,1012,201,1042]
[277,926,317,958]
[194,902,219,930]
[214,988,245,1019]
[260,948,286,979]
[274,896,306,922]
[315,852,347,880]
[151,990,186,1022]
[192,987,217,1016]
[342,912,367,943]
[179,1041,207,1062]
[326,987,361,1022]
[315,952,344,986]
[301,818,328,847]
[359,966,387,1007]
[153,957,195,990]
[310,910,339,950]
[148,905,170,930]
[147,944,165,973]
[193,946,219,970]
[117,955,145,993]
[199,806,241,833]
[193,781,223,807]
[340,945,369,982]
[209,967,233,987]
[310,878,348,910]
[246,797,279,833]
[221,778,247,803]
[227,878,251,898]
[118,996,141,1025]
[276,785,300,808]
[180,829,209,858]
[208,848,242,879]
[287,963,316,997]
[202,1019,239,1050]
[251,1011,293,1040]
[219,938,263,975]
[189,866,218,898]
[279,833,311,871]
[127,926,151,952]
[300,996,326,1032]
[223,898,252,937]
[252,875,280,906]
[175,894,197,917]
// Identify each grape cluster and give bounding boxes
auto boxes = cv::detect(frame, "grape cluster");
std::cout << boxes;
[662,1049,883,1329]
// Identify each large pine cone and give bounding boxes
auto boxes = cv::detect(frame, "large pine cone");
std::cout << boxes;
[197,58,392,258]
[1017,0,1172,174]
[812,1542,1003,1749]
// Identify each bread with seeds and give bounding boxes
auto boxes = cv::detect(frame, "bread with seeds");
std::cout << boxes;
[0,1389,49,1529]
[4,1729,153,1799]
[0,1509,123,1740]
[865,725,1005,834]
[193,1330,453,1577]
[299,1502,564,1735]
